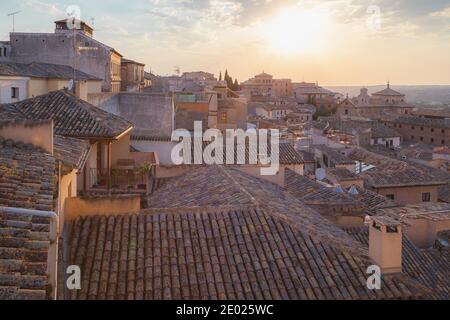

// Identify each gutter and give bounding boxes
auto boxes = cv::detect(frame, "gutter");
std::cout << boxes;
[0,206,58,300]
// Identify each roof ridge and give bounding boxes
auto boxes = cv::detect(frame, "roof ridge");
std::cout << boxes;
[217,166,259,205]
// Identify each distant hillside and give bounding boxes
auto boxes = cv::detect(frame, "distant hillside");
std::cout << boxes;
[327,85,450,107]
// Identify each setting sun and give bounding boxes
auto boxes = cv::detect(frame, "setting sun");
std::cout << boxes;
[260,7,331,55]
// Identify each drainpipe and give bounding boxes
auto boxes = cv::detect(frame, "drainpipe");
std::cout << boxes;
[0,207,58,300]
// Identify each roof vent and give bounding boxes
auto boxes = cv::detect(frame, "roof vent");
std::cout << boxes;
[348,185,359,195]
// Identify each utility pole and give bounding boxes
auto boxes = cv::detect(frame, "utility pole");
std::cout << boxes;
[7,11,21,32]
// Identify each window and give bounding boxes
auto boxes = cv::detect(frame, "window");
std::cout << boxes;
[420,127,424,131]
[442,129,445,134]
[431,128,434,133]
[411,136,415,140]
[431,138,434,143]
[422,193,431,202]
[411,126,415,130]
[420,137,424,142]
[345,109,349,115]
[386,194,395,201]
[442,140,446,145]
[220,112,227,122]
[11,87,19,99]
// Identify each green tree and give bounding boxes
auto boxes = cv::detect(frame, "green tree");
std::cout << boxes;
[218,72,222,81]
[233,79,240,91]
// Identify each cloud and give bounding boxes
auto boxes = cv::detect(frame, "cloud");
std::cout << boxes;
[430,6,450,18]
[20,0,63,16]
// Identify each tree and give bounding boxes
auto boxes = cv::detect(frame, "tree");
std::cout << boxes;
[233,79,240,91]
[218,72,222,81]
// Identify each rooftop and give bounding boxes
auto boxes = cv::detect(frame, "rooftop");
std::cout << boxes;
[375,203,450,223]
[372,84,405,97]
[0,62,101,81]
[60,166,426,300]
[346,226,449,299]
[314,145,355,165]
[0,208,53,300]
[348,148,449,188]
[390,115,450,129]
[0,137,54,212]
[0,90,132,139]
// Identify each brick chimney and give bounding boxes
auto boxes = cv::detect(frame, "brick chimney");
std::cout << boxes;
[368,216,403,274]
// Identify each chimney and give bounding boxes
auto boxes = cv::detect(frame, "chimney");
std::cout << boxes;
[368,216,403,274]
[0,120,53,155]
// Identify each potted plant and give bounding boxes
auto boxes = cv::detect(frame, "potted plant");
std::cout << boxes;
[137,162,153,190]
[111,169,120,189]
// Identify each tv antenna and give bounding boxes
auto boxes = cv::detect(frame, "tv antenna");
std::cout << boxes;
[7,11,21,33]
[174,66,180,76]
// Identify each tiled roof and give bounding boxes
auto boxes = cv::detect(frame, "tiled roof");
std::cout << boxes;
[146,166,364,254]
[62,191,425,299]
[284,169,393,213]
[178,139,305,166]
[131,135,172,142]
[285,169,355,205]
[298,150,315,163]
[314,145,355,165]
[375,203,450,223]
[0,209,52,300]
[370,124,401,138]
[391,115,450,129]
[0,137,54,212]
[348,148,448,188]
[345,227,449,300]
[53,135,90,172]
[1,90,132,139]
[327,168,360,181]
[372,87,405,97]
[0,62,101,81]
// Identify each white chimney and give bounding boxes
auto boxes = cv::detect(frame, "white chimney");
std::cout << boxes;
[368,216,403,274]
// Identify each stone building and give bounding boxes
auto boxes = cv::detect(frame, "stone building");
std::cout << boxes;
[241,72,293,98]
[382,115,450,147]
[0,61,102,103]
[337,84,414,120]
[4,19,122,92]
[120,58,146,92]
[348,148,449,205]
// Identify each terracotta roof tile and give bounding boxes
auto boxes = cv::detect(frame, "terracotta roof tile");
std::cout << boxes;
[0,137,54,211]
[0,209,52,300]
[345,227,449,300]
[1,90,132,139]
[58,166,431,300]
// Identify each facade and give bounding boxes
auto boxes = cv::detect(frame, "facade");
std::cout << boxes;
[348,148,448,205]
[241,72,293,98]
[0,61,102,103]
[293,82,338,110]
[120,58,146,92]
[337,85,414,120]
[382,115,450,147]
[5,20,122,92]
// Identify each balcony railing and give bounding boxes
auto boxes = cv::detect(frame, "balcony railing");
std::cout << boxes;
[89,168,150,191]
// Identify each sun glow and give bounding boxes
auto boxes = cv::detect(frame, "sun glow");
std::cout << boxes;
[260,7,331,55]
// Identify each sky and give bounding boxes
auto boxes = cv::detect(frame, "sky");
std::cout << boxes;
[1,0,450,85]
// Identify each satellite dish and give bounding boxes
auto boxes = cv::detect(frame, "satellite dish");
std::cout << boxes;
[67,79,74,91]
[315,168,326,181]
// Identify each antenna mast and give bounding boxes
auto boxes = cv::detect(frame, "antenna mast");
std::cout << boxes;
[7,11,21,33]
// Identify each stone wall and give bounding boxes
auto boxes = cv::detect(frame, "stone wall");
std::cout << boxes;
[89,92,174,137]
